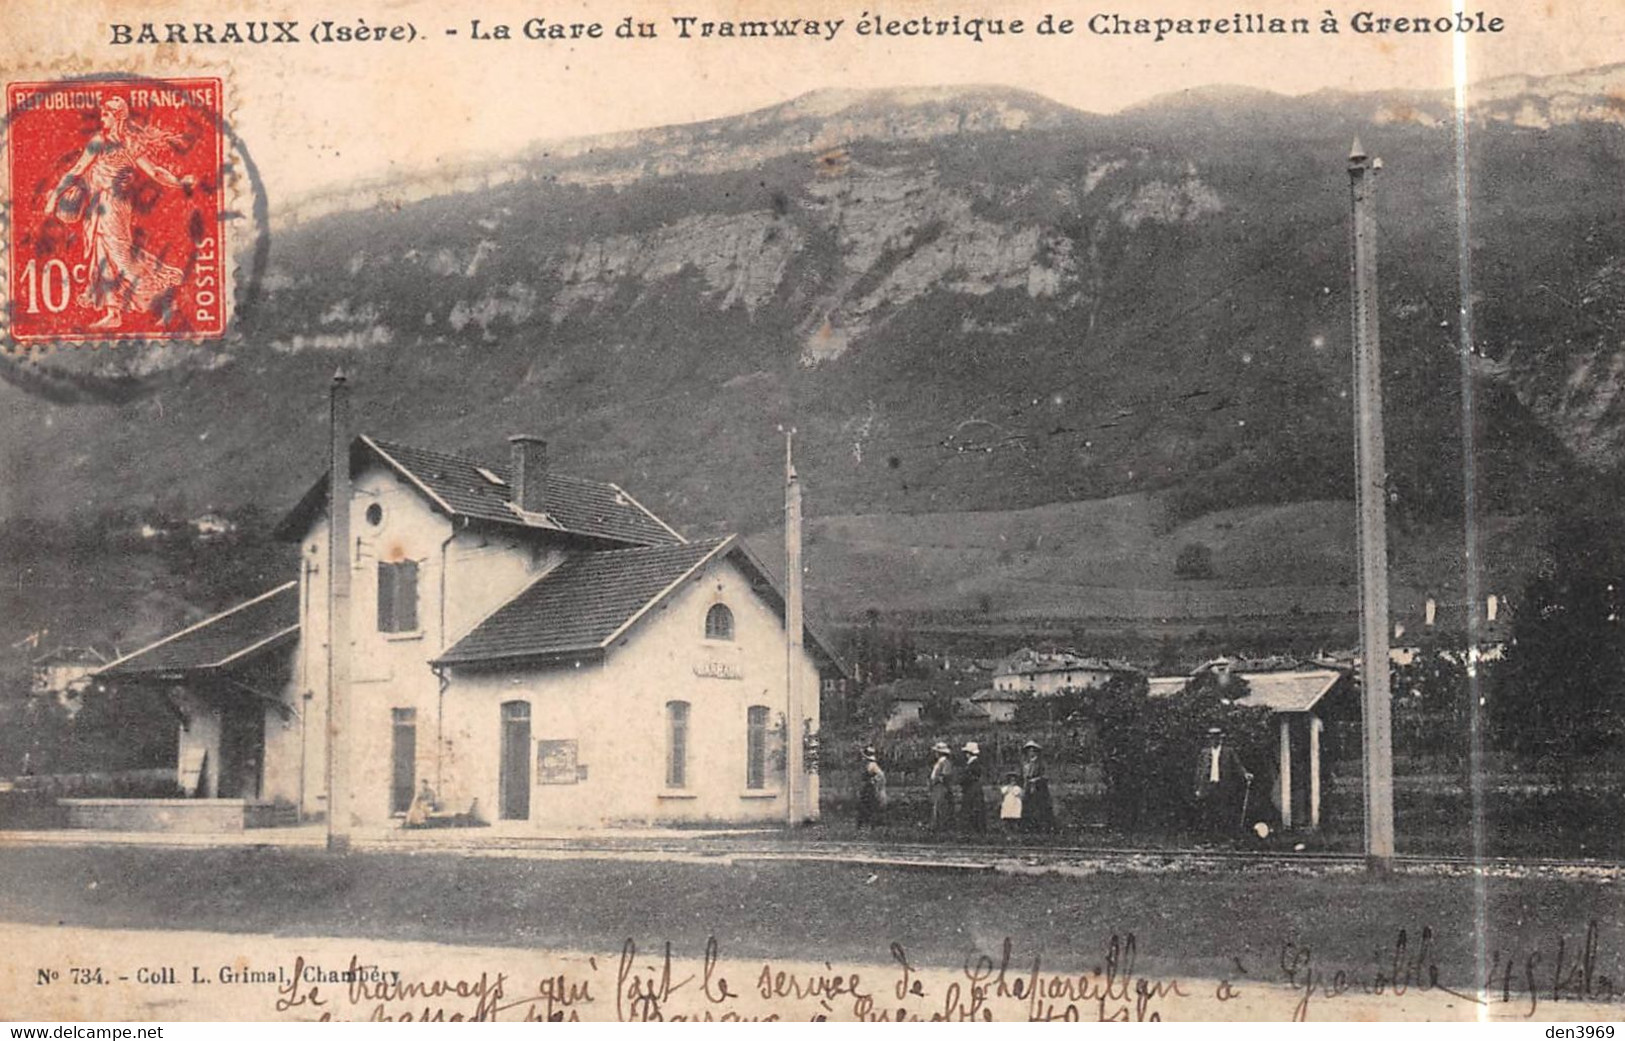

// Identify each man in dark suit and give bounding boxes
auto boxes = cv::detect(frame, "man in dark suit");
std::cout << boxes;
[959,741,987,833]
[1191,726,1252,839]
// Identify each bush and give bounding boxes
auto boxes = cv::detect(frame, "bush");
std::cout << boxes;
[0,789,67,829]
[1008,672,1273,829]
[1492,509,1625,766]
[1174,541,1215,579]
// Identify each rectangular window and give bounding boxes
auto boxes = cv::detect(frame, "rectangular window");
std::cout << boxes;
[666,701,689,789]
[746,706,769,790]
[378,560,419,633]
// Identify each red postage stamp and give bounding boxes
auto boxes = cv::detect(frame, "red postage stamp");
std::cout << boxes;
[6,77,225,344]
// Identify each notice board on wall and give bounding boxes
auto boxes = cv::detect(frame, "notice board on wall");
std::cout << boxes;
[536,739,579,785]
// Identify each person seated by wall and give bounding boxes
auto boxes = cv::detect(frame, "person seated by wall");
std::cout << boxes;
[405,779,437,828]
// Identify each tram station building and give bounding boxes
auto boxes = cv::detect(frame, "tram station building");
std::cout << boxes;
[98,430,838,830]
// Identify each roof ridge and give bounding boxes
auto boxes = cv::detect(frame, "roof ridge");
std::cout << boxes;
[361,435,457,517]
[368,434,618,489]
[356,433,682,545]
[595,536,735,649]
[577,535,728,557]
[607,481,689,545]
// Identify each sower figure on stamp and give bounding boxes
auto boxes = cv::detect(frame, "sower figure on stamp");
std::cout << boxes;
[928,741,956,831]
[1019,739,1056,833]
[41,96,195,331]
[959,741,987,833]
[1191,726,1252,840]
[857,745,886,826]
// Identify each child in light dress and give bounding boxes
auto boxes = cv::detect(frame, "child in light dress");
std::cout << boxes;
[999,771,1023,830]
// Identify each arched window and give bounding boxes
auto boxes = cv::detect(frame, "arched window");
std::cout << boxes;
[745,706,770,790]
[666,701,690,789]
[704,603,734,641]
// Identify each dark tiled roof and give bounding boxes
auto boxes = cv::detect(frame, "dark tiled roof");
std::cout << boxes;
[366,438,673,545]
[100,583,298,677]
[278,436,684,547]
[437,539,733,665]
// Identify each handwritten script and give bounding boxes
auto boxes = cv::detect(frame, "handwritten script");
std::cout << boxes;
[254,922,1618,1022]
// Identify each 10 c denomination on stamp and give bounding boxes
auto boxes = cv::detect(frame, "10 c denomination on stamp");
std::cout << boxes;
[6,77,224,344]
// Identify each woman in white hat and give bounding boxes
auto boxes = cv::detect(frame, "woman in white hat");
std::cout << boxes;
[959,741,987,833]
[857,746,886,826]
[928,741,956,832]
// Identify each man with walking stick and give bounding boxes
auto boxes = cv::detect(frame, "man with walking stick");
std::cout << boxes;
[1191,726,1252,842]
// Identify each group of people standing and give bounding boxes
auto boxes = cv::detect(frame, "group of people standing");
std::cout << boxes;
[856,725,1262,840]
[857,739,1055,833]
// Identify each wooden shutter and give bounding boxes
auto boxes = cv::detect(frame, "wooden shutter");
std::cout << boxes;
[377,562,397,631]
[396,560,418,631]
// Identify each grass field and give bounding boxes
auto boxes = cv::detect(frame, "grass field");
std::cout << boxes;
[747,495,1545,633]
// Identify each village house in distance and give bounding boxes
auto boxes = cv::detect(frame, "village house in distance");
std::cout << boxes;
[96,379,840,831]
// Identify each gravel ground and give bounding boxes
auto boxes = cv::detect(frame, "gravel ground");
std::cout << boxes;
[0,842,1618,1006]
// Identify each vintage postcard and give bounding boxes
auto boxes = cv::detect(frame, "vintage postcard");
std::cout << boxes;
[1,0,1622,1025]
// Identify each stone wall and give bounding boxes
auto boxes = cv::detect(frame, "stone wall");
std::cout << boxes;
[60,798,246,833]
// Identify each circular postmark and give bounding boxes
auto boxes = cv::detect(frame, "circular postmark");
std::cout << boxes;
[0,72,268,398]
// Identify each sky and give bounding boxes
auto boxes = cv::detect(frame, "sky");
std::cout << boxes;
[3,0,1622,203]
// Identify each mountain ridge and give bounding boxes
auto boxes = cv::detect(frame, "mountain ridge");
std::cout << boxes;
[0,72,1619,606]
[274,63,1625,226]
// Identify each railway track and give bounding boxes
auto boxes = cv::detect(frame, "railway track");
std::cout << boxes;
[793,838,1621,868]
[368,830,1625,874]
[731,838,1624,872]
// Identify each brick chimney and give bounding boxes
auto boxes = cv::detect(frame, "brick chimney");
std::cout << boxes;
[508,435,548,514]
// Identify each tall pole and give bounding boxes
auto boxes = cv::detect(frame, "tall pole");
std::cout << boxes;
[784,428,805,825]
[1450,32,1490,996]
[1349,139,1395,869]
[326,371,353,851]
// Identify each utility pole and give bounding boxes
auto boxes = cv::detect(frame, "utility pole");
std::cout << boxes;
[783,427,805,826]
[326,371,353,852]
[1349,138,1395,869]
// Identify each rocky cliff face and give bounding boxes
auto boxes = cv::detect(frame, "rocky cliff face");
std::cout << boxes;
[1499,259,1625,468]
[265,133,1231,378]
[1,74,1620,535]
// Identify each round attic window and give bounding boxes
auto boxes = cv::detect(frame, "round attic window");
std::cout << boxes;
[365,503,384,527]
